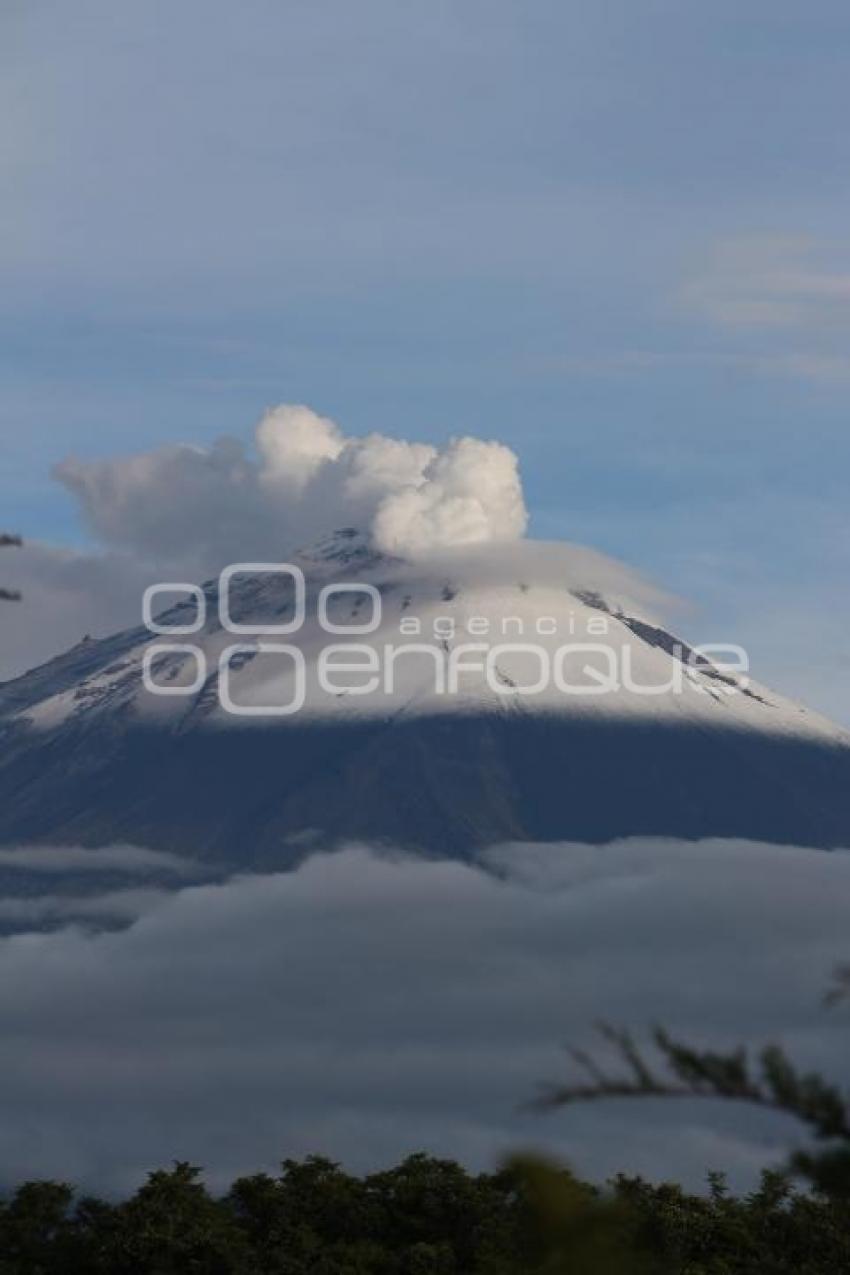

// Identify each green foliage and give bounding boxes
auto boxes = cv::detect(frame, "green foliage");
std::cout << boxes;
[100,1161,250,1273]
[0,1152,849,1274]
[506,1155,663,1275]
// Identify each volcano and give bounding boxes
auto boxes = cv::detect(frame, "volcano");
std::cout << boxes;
[1,530,848,869]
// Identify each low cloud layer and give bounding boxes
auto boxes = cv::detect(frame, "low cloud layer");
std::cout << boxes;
[0,843,200,876]
[0,838,847,1196]
[55,405,528,576]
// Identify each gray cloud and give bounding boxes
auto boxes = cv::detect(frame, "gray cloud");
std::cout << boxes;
[0,838,846,1196]
[0,887,167,927]
[0,541,152,682]
[0,844,201,875]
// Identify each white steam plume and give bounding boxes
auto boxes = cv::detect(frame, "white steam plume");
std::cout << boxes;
[55,405,528,575]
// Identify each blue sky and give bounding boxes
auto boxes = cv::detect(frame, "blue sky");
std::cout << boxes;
[3,0,849,718]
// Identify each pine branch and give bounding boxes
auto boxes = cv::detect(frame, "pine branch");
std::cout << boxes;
[538,1023,850,1146]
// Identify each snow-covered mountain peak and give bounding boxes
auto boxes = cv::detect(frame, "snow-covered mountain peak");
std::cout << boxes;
[294,526,393,573]
[2,536,846,751]
[1,535,849,858]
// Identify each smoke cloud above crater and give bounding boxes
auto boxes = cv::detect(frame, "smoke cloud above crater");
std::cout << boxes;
[55,405,528,576]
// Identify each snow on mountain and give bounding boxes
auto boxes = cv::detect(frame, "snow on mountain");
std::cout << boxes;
[1,529,848,862]
[3,529,843,743]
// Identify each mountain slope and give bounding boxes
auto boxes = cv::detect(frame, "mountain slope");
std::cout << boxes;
[1,532,848,864]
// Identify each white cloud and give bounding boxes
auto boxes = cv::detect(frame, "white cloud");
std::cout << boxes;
[0,408,528,679]
[53,404,528,577]
[683,235,850,332]
[255,404,344,491]
[372,436,527,558]
[539,347,850,384]
[0,838,846,1196]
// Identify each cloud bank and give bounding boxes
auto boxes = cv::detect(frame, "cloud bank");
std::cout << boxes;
[55,405,528,575]
[0,837,847,1196]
